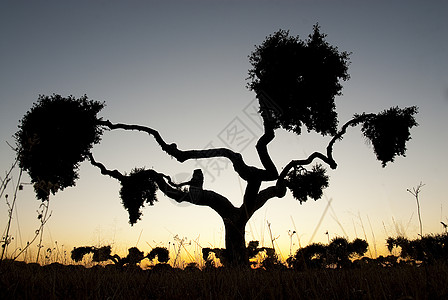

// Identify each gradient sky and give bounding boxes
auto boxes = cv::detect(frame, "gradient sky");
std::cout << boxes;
[1,0,447,262]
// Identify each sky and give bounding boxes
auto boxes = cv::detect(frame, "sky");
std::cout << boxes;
[1,0,447,263]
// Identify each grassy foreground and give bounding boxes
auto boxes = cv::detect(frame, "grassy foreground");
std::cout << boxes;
[1,260,448,299]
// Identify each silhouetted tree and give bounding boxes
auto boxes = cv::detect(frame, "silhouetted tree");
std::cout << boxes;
[71,245,118,264]
[289,237,368,270]
[290,242,327,270]
[71,245,169,268]
[327,237,368,268]
[387,233,448,264]
[15,25,418,266]
[147,247,170,264]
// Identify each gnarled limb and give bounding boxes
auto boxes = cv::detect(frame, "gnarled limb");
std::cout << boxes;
[250,181,287,216]
[88,153,236,220]
[240,180,262,220]
[98,120,272,181]
[88,153,125,181]
[279,114,373,179]
[279,152,335,179]
[325,113,374,165]
[255,120,278,181]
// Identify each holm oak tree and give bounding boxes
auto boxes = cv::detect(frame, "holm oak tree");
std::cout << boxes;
[15,25,418,266]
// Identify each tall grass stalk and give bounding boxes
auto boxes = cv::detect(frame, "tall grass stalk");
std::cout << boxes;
[12,200,52,263]
[308,198,332,244]
[288,230,296,256]
[35,200,51,263]
[358,213,372,258]
[328,197,348,238]
[290,216,302,250]
[367,215,377,257]
[266,221,278,251]
[407,182,424,238]
[352,219,358,238]
[1,161,21,265]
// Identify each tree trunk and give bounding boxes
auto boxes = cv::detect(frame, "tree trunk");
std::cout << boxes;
[223,217,249,267]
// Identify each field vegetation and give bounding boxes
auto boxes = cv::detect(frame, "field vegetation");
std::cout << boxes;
[1,233,448,299]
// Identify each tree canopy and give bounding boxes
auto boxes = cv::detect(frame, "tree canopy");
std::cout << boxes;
[15,94,104,200]
[247,24,351,136]
[356,106,419,167]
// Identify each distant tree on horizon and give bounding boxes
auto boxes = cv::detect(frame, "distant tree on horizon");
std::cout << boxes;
[71,245,169,267]
[15,24,418,267]
[287,236,369,270]
[387,233,448,264]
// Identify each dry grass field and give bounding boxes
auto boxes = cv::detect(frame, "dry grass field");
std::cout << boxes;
[1,259,448,299]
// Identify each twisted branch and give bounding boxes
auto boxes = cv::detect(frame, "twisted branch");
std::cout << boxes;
[98,120,273,181]
[88,153,236,219]
[279,114,372,179]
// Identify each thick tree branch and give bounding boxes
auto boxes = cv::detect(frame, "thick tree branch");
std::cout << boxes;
[149,171,236,219]
[279,152,334,179]
[98,120,270,181]
[251,181,287,215]
[88,153,236,220]
[182,188,237,220]
[240,180,262,220]
[255,120,278,180]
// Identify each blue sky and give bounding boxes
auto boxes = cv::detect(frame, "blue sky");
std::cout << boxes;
[1,0,447,261]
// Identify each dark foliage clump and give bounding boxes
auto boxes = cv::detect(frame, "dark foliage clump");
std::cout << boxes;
[350,237,369,256]
[119,168,158,225]
[202,247,227,268]
[70,245,169,268]
[288,237,368,270]
[126,247,145,266]
[147,247,170,264]
[357,106,418,167]
[247,24,351,136]
[387,233,448,264]
[288,242,327,270]
[71,246,95,262]
[327,237,368,268]
[15,94,104,200]
[71,246,113,263]
[285,164,329,203]
[92,246,113,263]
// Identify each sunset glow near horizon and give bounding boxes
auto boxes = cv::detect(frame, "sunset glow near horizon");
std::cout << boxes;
[1,1,447,263]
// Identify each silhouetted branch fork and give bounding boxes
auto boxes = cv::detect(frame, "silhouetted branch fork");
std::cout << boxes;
[98,120,276,181]
[89,152,179,188]
[252,183,287,215]
[150,174,236,219]
[280,152,335,179]
[279,114,375,179]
